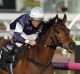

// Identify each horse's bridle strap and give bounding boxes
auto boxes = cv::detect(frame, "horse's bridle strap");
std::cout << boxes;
[30,44,58,49]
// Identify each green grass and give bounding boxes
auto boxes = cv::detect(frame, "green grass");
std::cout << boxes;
[75,35,80,41]
[71,35,80,41]
[54,70,75,74]
[23,0,40,6]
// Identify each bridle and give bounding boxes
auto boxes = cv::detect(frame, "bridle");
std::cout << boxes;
[26,25,63,68]
[26,39,58,68]
[26,22,73,68]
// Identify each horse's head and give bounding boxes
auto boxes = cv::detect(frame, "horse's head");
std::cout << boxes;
[51,14,76,52]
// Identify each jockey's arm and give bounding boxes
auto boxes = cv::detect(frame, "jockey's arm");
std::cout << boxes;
[13,22,27,43]
[13,22,37,46]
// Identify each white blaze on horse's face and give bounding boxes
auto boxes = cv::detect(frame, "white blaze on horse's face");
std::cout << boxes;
[55,19,57,23]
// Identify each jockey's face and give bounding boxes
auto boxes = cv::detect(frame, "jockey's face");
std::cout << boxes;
[31,19,42,27]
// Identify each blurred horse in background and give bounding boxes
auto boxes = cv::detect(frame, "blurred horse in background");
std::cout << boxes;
[0,14,75,74]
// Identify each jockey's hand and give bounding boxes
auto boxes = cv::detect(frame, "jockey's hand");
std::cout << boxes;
[28,40,36,46]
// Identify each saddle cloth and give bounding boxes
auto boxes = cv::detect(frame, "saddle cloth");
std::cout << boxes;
[0,40,28,71]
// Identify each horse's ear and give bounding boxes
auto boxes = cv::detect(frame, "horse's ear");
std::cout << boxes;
[56,14,58,19]
[54,14,58,23]
[63,14,67,23]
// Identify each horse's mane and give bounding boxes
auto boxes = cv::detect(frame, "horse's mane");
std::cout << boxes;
[42,17,56,34]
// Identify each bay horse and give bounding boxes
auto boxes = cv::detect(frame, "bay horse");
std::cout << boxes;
[0,14,75,74]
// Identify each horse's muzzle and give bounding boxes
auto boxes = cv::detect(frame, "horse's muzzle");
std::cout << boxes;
[69,42,76,49]
[63,42,76,53]
[67,42,76,53]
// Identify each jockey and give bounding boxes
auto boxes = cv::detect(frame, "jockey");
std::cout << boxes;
[7,7,44,62]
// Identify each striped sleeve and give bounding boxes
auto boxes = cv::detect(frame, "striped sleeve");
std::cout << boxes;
[13,22,29,43]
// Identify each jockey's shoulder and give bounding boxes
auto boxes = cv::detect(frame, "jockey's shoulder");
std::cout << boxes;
[16,14,30,23]
[20,13,30,19]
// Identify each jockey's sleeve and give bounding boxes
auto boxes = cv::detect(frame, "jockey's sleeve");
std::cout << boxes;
[13,22,29,43]
[13,32,30,43]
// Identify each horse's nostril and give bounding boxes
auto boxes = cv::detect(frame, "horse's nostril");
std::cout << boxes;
[69,42,76,49]
[73,43,76,47]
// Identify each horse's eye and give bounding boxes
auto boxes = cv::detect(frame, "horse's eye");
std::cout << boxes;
[56,31,60,33]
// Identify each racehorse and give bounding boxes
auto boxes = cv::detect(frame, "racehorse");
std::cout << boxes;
[0,14,75,74]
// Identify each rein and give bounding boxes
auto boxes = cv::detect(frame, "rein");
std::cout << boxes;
[26,44,60,68]
[26,26,61,68]
[27,43,59,68]
[31,44,58,49]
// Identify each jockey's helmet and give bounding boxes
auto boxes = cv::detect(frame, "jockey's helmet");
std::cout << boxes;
[30,7,44,20]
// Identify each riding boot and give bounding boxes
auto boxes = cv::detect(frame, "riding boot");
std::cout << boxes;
[5,44,20,63]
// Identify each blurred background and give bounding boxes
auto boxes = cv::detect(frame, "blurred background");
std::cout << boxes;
[0,0,80,74]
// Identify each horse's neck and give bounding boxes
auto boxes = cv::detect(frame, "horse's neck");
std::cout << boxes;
[28,29,55,64]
